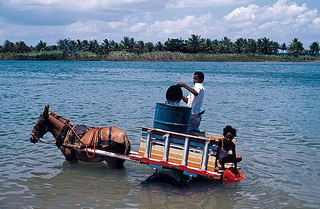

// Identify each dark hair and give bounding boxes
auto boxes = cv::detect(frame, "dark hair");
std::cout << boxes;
[194,71,204,81]
[166,85,183,101]
[223,125,237,137]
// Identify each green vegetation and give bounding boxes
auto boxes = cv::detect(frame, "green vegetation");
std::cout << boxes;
[0,35,319,62]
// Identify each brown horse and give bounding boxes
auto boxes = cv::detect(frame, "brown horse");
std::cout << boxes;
[30,105,131,168]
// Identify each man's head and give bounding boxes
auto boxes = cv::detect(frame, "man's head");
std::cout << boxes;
[193,71,204,84]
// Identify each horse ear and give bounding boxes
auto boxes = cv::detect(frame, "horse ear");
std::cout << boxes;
[44,105,49,118]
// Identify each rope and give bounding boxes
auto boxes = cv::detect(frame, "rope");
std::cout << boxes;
[65,124,100,159]
[32,123,101,158]
[33,124,66,144]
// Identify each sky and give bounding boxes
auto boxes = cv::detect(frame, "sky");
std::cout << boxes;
[0,0,319,47]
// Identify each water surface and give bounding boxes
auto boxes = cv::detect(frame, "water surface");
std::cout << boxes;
[0,61,319,208]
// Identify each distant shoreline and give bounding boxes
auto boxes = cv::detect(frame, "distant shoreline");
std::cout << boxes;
[0,51,318,62]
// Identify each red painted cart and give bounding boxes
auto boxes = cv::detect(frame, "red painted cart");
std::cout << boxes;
[80,126,244,183]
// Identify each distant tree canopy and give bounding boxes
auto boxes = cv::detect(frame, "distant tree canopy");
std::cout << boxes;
[0,35,319,57]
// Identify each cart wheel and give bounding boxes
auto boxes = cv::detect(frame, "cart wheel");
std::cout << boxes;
[141,171,186,186]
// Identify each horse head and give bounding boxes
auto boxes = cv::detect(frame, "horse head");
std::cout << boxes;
[30,105,50,143]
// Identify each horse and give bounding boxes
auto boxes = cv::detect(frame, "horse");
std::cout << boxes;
[30,105,131,168]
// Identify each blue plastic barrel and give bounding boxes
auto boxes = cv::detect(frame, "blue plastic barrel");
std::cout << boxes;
[153,103,191,133]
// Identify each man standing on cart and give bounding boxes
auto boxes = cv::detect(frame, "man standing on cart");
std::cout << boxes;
[177,71,205,132]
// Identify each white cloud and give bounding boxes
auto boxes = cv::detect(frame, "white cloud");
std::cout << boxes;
[62,20,129,41]
[311,17,320,30]
[222,0,320,42]
[0,0,319,46]
[167,0,249,8]
[130,23,147,32]
[224,4,259,22]
[3,0,147,10]
[66,21,100,36]
[0,0,166,25]
[108,21,127,29]
[261,0,307,19]
[148,13,212,37]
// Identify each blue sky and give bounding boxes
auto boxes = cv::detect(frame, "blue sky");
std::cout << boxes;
[0,0,319,47]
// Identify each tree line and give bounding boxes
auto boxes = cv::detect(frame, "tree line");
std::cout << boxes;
[0,35,319,57]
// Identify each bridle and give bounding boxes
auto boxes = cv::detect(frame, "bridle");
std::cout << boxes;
[31,114,67,144]
[31,124,67,144]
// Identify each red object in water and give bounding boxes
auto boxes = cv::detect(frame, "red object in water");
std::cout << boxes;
[222,168,245,182]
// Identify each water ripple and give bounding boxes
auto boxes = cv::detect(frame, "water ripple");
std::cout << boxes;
[1,61,320,208]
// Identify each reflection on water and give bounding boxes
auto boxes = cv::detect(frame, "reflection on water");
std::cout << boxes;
[0,61,319,208]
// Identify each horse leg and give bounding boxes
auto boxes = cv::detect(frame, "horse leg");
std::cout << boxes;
[60,147,77,162]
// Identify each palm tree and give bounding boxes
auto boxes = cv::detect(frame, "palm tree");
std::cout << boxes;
[101,39,110,54]
[15,41,30,53]
[155,41,164,51]
[203,38,213,53]
[235,38,247,53]
[271,41,279,54]
[145,42,155,52]
[57,39,76,56]
[164,38,186,52]
[3,40,16,53]
[257,37,272,54]
[288,38,304,56]
[121,36,135,52]
[211,39,219,54]
[216,37,233,54]
[35,40,47,51]
[134,40,145,54]
[89,40,100,53]
[76,39,82,51]
[81,40,89,51]
[110,40,120,51]
[218,37,234,53]
[245,39,257,53]
[309,41,319,56]
[279,43,287,53]
[185,34,205,53]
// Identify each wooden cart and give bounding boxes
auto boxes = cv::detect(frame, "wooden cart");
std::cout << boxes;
[78,126,244,183]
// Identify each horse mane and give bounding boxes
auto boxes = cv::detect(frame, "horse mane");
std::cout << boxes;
[50,111,71,124]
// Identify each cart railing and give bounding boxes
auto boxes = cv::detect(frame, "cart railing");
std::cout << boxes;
[129,127,224,179]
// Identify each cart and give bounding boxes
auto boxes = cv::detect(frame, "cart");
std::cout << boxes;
[67,103,245,185]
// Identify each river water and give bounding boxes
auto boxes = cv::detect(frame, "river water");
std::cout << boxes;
[0,61,319,208]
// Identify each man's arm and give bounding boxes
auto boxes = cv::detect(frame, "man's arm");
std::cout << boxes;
[177,82,198,96]
[211,138,222,145]
[182,95,188,104]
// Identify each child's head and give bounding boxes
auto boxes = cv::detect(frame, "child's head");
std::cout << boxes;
[223,125,237,139]
[193,71,204,84]
[166,85,183,102]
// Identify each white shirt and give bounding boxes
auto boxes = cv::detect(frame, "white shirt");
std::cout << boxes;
[187,83,205,114]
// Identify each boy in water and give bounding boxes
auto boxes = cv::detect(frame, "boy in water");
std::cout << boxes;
[213,125,242,174]
[177,71,205,132]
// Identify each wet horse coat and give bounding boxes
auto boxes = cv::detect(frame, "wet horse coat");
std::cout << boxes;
[30,106,131,168]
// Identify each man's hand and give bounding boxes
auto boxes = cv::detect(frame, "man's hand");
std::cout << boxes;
[176,82,185,87]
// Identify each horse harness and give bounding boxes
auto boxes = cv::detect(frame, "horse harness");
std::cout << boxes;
[33,122,113,158]
[64,125,114,159]
[65,124,111,148]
